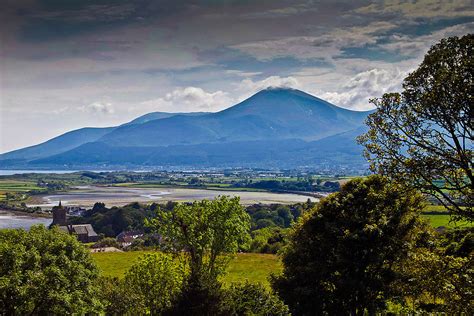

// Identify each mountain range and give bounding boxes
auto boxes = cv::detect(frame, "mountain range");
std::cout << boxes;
[0,88,373,170]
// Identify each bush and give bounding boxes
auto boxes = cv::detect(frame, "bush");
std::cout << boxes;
[250,227,288,254]
[221,282,290,316]
[92,237,120,249]
[123,253,187,314]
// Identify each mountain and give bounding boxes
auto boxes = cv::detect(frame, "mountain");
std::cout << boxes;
[0,112,208,164]
[0,88,373,169]
[0,127,115,163]
[98,88,369,147]
[123,111,209,126]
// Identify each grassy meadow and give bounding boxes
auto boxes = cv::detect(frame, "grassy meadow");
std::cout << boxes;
[92,251,281,288]
[421,204,472,228]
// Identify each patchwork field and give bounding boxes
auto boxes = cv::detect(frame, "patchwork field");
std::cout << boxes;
[0,180,44,201]
[91,251,281,288]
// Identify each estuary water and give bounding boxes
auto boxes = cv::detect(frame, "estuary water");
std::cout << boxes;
[0,210,51,230]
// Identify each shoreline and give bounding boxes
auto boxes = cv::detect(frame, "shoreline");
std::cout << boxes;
[0,209,52,218]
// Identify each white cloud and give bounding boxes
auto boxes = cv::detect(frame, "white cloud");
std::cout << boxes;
[236,75,300,97]
[140,87,233,112]
[225,70,262,77]
[319,68,408,110]
[79,101,115,114]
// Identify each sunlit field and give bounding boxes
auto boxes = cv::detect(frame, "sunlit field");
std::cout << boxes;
[92,251,281,288]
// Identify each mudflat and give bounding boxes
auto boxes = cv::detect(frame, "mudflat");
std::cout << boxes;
[28,185,318,208]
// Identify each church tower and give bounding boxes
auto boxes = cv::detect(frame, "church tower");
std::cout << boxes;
[51,201,66,226]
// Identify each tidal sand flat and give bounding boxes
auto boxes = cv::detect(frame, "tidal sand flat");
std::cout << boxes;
[28,185,318,208]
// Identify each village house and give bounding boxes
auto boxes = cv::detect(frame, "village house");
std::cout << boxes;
[116,230,144,247]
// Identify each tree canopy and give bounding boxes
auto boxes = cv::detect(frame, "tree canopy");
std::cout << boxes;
[358,34,473,221]
[272,175,429,315]
[146,196,251,279]
[0,225,102,314]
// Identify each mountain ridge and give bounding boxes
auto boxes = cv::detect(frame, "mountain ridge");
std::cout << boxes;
[0,88,373,169]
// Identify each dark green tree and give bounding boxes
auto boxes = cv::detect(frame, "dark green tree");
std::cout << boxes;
[272,175,428,315]
[0,225,102,314]
[358,34,473,221]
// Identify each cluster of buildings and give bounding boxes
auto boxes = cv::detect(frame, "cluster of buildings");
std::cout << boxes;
[51,202,98,243]
[51,202,145,246]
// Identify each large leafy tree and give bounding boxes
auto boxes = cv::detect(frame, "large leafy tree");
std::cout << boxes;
[146,196,251,315]
[358,34,473,221]
[0,225,102,314]
[147,196,251,279]
[272,175,428,315]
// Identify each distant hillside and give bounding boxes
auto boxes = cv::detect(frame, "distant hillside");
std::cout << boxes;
[0,88,373,170]
[99,88,370,147]
[0,112,207,164]
[123,111,209,126]
[0,127,115,162]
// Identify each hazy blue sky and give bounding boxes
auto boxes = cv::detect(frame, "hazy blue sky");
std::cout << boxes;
[1,0,473,153]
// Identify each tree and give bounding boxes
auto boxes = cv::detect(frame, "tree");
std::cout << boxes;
[358,34,473,221]
[0,225,102,314]
[97,277,139,315]
[392,248,473,313]
[146,196,251,279]
[271,175,428,315]
[146,196,251,315]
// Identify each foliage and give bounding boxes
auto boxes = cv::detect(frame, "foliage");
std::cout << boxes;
[97,277,139,315]
[236,178,340,192]
[0,225,102,314]
[221,282,290,316]
[146,196,251,278]
[124,253,186,314]
[246,201,313,230]
[92,237,120,249]
[392,247,473,313]
[146,196,251,314]
[91,251,281,288]
[272,175,428,315]
[249,227,288,254]
[70,202,159,237]
[99,253,187,314]
[358,34,473,221]
[167,270,224,316]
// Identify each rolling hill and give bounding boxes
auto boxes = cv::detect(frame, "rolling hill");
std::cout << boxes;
[0,88,373,169]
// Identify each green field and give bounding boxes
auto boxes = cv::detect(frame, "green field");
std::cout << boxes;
[0,180,44,201]
[421,214,472,229]
[91,251,281,288]
[421,204,472,228]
